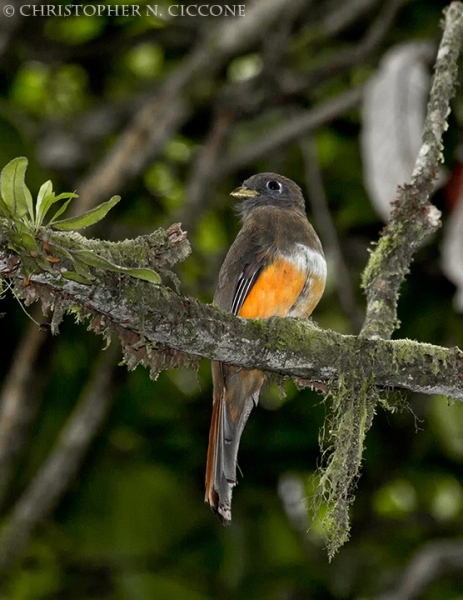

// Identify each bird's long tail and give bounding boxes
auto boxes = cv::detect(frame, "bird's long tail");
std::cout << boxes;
[205,363,263,524]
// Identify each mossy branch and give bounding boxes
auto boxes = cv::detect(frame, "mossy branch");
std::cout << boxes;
[324,2,463,556]
[361,1,463,340]
[0,221,462,398]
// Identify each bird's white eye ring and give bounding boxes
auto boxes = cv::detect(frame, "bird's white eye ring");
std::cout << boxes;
[267,180,282,192]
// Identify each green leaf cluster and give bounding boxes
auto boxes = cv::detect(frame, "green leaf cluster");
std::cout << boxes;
[0,156,118,233]
[0,157,160,284]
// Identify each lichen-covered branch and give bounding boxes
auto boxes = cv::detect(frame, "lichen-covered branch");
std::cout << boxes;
[317,2,463,556]
[1,224,462,401]
[361,1,463,339]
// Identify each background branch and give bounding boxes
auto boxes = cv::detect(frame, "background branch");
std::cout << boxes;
[217,86,364,177]
[0,316,49,508]
[302,137,364,332]
[74,0,297,214]
[0,341,120,575]
[377,540,463,600]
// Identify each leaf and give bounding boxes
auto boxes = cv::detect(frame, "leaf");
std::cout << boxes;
[55,246,96,281]
[32,254,56,274]
[0,157,33,220]
[442,190,463,311]
[49,198,74,224]
[21,232,38,251]
[14,220,31,236]
[7,242,21,254]
[61,271,94,285]
[36,180,53,227]
[53,192,79,203]
[0,195,11,218]
[9,230,25,250]
[75,250,161,283]
[75,250,118,270]
[361,42,433,221]
[37,192,56,226]
[38,191,78,229]
[52,195,120,230]
[72,257,96,281]
[121,267,161,283]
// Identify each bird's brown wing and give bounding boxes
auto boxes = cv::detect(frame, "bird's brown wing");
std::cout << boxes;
[231,262,264,315]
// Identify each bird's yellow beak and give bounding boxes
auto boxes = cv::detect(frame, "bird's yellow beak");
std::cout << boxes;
[230,186,260,199]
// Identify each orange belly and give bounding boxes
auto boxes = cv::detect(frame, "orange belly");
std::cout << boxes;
[238,256,307,318]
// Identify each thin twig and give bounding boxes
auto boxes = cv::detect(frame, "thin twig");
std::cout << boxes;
[301,137,364,332]
[217,85,364,177]
[322,0,382,37]
[282,0,409,98]
[180,111,235,233]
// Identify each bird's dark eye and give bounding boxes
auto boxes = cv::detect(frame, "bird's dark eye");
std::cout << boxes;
[267,180,282,192]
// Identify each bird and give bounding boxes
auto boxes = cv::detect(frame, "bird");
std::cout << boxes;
[205,172,327,525]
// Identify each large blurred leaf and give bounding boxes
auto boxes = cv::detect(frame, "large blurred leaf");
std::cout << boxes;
[361,42,432,221]
[442,178,463,311]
